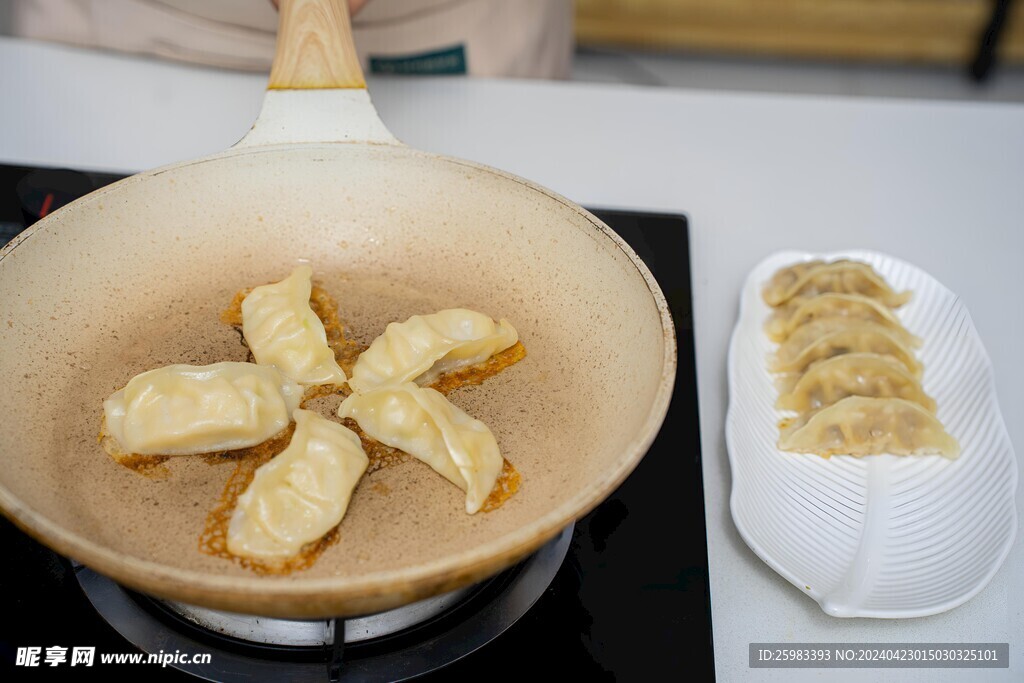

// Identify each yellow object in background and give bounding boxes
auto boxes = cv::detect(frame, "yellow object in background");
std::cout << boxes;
[575,0,1024,65]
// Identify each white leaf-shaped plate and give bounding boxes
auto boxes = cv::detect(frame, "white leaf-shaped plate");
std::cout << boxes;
[726,250,1018,618]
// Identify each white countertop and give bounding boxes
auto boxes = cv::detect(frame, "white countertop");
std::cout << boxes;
[2,38,1021,682]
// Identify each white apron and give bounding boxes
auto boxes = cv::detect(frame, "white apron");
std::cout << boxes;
[9,0,574,78]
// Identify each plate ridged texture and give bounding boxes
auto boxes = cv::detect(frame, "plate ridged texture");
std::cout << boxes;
[727,250,1017,618]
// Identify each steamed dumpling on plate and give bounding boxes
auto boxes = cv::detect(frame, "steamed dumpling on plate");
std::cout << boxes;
[778,396,959,458]
[772,317,919,367]
[761,260,825,307]
[771,322,922,377]
[763,260,911,308]
[765,293,921,346]
[776,352,936,413]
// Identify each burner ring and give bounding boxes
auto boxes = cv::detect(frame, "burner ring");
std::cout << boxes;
[76,525,572,681]
[157,580,478,647]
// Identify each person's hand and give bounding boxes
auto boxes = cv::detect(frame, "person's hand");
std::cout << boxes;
[270,0,370,16]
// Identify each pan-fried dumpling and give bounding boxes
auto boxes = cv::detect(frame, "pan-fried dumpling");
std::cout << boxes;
[338,383,503,514]
[770,322,922,377]
[227,409,368,560]
[227,411,368,561]
[776,353,936,413]
[765,293,921,346]
[241,266,347,386]
[347,309,518,393]
[763,260,910,307]
[103,362,303,455]
[778,396,959,458]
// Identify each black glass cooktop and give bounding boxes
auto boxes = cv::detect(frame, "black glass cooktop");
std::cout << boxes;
[0,164,713,681]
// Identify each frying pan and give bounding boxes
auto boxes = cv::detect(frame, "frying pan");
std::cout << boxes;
[0,0,675,618]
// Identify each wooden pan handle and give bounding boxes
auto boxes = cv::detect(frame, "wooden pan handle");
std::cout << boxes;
[269,0,366,90]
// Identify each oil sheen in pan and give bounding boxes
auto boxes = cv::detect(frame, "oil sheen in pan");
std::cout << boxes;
[102,278,526,575]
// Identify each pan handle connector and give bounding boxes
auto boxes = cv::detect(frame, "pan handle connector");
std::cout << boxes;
[236,0,398,148]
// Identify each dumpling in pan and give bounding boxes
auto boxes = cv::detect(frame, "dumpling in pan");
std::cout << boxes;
[338,383,503,514]
[241,266,347,386]
[765,293,921,346]
[347,309,518,393]
[770,322,922,377]
[227,409,368,560]
[776,353,936,413]
[778,396,959,458]
[103,362,303,455]
[763,260,910,308]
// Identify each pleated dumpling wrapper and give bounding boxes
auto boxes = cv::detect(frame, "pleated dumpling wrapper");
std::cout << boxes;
[241,266,347,386]
[761,260,825,306]
[776,353,936,413]
[228,409,369,560]
[779,396,959,458]
[771,322,922,378]
[338,383,503,514]
[347,309,517,394]
[762,260,911,308]
[774,317,920,363]
[103,362,303,456]
[765,293,921,346]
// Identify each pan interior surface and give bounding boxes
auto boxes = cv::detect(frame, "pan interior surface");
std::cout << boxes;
[0,144,672,616]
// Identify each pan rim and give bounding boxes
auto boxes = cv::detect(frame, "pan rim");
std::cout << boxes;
[0,142,677,608]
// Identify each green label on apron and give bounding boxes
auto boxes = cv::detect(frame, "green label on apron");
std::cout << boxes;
[369,45,467,75]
